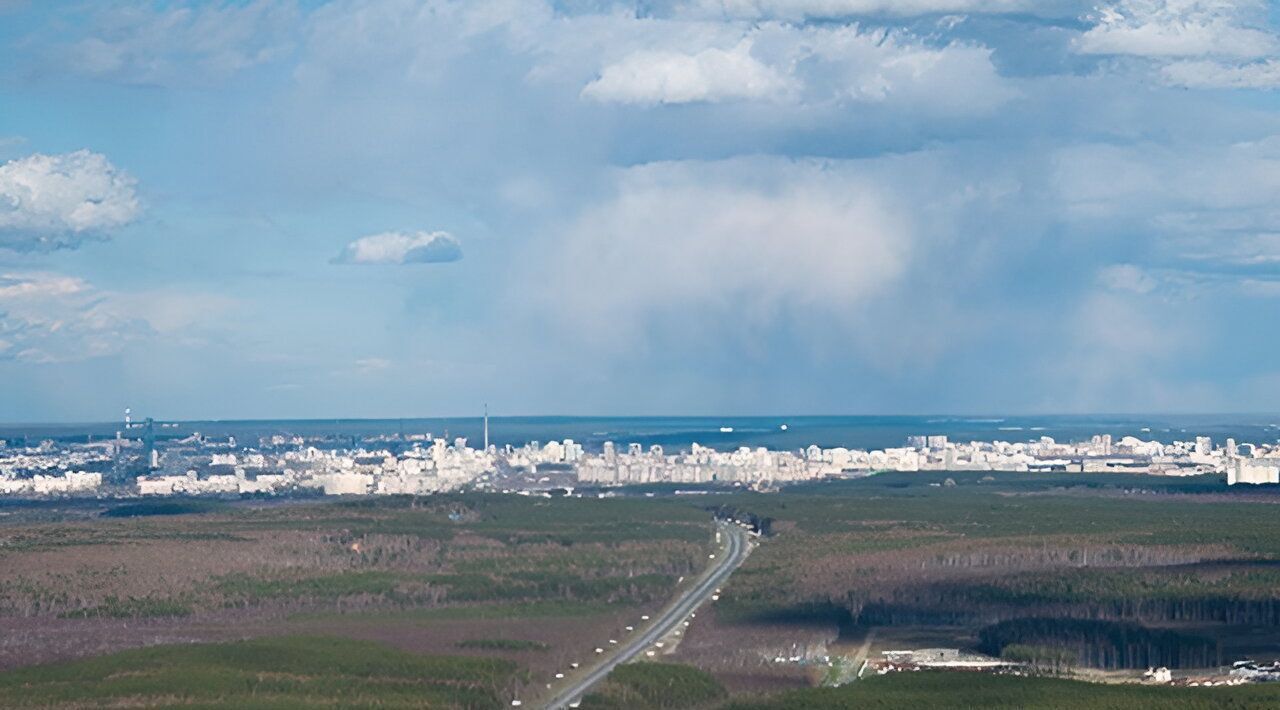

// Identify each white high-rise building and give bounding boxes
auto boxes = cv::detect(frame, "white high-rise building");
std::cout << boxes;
[1195,436,1212,456]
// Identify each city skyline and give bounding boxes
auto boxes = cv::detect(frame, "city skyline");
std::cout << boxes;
[7,421,1280,500]
[4,1,1280,421]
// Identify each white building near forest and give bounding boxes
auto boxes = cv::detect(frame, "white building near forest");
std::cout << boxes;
[1228,460,1279,485]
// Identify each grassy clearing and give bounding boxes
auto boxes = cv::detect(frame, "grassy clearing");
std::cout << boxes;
[101,500,228,518]
[0,635,518,709]
[59,595,193,619]
[457,639,550,651]
[216,571,414,605]
[581,662,727,710]
[287,599,618,624]
[725,671,1280,709]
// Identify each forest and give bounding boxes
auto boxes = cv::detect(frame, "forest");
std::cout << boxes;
[4,471,1280,706]
[705,472,1280,670]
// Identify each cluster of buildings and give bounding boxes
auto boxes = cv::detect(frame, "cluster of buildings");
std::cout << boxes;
[2,427,1280,499]
[0,439,115,495]
[136,436,495,496]
[570,433,1280,487]
[0,430,495,498]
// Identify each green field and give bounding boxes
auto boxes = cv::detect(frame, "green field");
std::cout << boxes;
[0,636,518,709]
[725,670,1280,709]
[581,662,728,709]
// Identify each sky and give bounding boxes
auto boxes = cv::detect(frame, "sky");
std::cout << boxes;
[2,0,1280,421]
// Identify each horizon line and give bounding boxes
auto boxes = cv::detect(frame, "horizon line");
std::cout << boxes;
[4,412,1280,428]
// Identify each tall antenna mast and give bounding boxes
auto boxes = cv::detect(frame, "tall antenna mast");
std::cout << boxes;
[483,404,489,450]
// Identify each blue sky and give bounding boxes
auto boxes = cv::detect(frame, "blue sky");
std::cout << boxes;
[2,0,1280,421]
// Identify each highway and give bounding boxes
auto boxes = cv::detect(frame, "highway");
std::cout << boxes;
[539,521,751,709]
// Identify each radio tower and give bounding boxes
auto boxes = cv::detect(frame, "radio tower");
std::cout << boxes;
[483,404,489,451]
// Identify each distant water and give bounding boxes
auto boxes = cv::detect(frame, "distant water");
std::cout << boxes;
[3,415,1280,453]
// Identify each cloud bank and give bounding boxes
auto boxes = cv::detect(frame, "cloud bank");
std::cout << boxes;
[539,158,912,344]
[1077,0,1275,59]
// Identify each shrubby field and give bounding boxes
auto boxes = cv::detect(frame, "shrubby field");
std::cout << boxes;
[0,494,709,702]
[5,472,1280,706]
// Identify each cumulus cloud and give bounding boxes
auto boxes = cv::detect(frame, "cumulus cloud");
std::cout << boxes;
[580,23,1012,113]
[1072,1,1280,90]
[0,272,149,363]
[1076,0,1276,59]
[332,230,463,265]
[536,158,911,345]
[582,40,792,105]
[0,150,140,251]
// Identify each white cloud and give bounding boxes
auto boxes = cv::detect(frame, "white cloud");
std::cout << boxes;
[332,230,463,265]
[294,3,1015,116]
[536,158,911,345]
[31,0,1021,128]
[1073,1,1280,90]
[579,23,1013,113]
[1076,0,1276,59]
[582,40,793,105]
[0,150,140,251]
[1161,58,1280,88]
